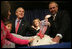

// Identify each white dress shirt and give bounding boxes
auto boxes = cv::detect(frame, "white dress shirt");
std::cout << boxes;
[15,18,22,28]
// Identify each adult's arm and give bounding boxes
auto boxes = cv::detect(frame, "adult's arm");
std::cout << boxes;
[57,11,71,36]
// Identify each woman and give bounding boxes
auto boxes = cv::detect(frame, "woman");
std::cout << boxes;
[1,1,33,48]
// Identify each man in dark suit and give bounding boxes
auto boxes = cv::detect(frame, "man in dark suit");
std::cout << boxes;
[45,1,71,43]
[11,7,36,36]
[11,7,36,47]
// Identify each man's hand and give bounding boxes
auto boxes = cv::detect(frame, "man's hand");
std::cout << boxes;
[52,36,60,43]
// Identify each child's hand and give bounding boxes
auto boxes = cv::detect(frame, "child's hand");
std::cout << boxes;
[28,37,34,43]
[31,26,36,30]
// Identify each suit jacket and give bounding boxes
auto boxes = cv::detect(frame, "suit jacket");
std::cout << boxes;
[45,10,71,42]
[11,18,36,36]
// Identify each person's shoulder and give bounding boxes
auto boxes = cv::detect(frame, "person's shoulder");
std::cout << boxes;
[58,10,69,14]
[22,19,30,25]
[10,17,16,21]
[22,19,28,23]
[9,18,16,24]
[58,10,70,18]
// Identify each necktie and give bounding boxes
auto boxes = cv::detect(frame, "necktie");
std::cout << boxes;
[15,20,20,34]
[52,14,56,21]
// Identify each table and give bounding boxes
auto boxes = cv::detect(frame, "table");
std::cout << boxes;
[18,42,71,48]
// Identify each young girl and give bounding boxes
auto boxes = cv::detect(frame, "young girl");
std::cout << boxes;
[3,20,15,48]
[4,20,12,33]
[31,17,51,38]
[32,18,40,33]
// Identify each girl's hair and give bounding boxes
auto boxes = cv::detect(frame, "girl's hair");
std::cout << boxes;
[4,20,12,26]
[1,1,11,21]
[32,18,40,25]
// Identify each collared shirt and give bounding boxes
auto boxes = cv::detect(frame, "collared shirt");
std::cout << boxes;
[15,18,22,28]
[52,14,57,21]
[36,27,40,31]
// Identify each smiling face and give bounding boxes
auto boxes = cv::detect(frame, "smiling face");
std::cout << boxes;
[6,23,12,32]
[16,7,24,19]
[33,19,40,27]
[49,2,58,15]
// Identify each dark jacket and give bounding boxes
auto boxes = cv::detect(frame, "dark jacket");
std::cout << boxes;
[11,18,36,36]
[45,10,71,42]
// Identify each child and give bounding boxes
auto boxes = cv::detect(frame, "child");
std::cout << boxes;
[31,16,51,38]
[32,19,40,32]
[3,20,15,48]
[4,20,12,33]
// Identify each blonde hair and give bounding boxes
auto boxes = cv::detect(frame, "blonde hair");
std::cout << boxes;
[33,18,40,25]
